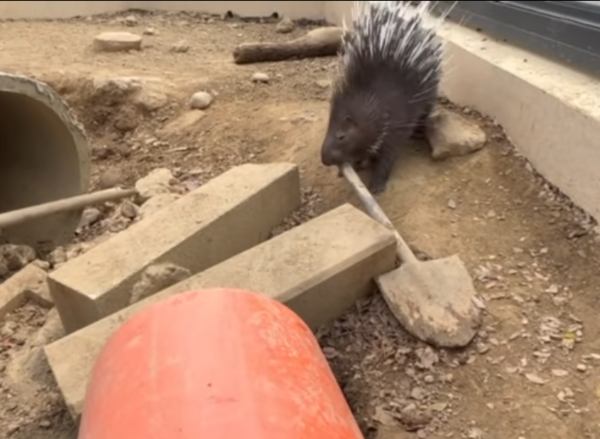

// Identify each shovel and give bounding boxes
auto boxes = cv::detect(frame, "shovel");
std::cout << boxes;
[341,163,481,348]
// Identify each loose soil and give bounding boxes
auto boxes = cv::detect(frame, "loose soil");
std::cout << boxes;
[1,10,599,439]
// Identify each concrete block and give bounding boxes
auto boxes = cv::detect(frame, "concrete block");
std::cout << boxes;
[0,264,48,319]
[44,203,396,420]
[24,275,54,308]
[48,163,301,334]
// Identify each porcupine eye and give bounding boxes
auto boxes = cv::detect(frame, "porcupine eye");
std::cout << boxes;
[335,115,351,142]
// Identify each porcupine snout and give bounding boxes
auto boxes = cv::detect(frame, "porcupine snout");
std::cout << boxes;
[321,146,342,167]
[320,137,344,167]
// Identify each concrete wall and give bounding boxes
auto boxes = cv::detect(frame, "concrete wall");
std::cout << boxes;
[0,1,325,20]
[1,1,599,222]
[0,1,129,19]
[131,1,324,19]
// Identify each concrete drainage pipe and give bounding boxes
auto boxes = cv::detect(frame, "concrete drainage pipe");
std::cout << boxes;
[0,72,90,246]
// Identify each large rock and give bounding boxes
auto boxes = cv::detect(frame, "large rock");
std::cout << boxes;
[91,76,171,112]
[426,107,487,160]
[93,32,142,52]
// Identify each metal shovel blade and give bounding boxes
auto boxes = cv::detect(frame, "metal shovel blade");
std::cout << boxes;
[375,254,481,348]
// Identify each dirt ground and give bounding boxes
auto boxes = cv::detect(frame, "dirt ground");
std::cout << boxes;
[1,10,600,439]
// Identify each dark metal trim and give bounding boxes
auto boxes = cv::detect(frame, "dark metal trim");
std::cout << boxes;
[433,1,600,77]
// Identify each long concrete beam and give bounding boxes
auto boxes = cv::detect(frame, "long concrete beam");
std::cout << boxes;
[44,203,397,421]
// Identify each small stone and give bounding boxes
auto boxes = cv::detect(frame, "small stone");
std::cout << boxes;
[143,27,157,35]
[252,72,270,83]
[1,244,36,271]
[0,259,9,277]
[113,109,139,132]
[410,387,426,400]
[78,207,102,228]
[7,423,19,434]
[107,216,131,234]
[447,199,457,209]
[48,247,67,265]
[189,91,213,110]
[120,201,138,219]
[135,168,174,203]
[426,107,487,160]
[93,32,142,52]
[315,79,331,89]
[576,363,587,372]
[99,168,125,189]
[477,342,490,354]
[124,15,138,26]
[275,17,295,34]
[170,40,190,53]
[39,420,51,429]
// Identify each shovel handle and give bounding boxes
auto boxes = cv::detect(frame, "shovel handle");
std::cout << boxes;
[0,188,138,230]
[341,163,418,264]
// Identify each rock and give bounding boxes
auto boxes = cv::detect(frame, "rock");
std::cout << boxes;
[0,259,9,278]
[48,247,67,266]
[252,72,270,83]
[189,91,213,110]
[138,193,180,219]
[306,26,344,44]
[135,168,175,203]
[92,76,171,112]
[39,420,51,429]
[426,107,487,160]
[105,215,131,234]
[129,263,192,305]
[0,244,36,271]
[143,27,157,36]
[315,79,331,89]
[113,108,139,132]
[170,40,190,53]
[275,17,295,34]
[78,207,102,228]
[93,32,143,52]
[99,167,125,189]
[124,15,138,26]
[120,201,138,219]
[410,387,426,400]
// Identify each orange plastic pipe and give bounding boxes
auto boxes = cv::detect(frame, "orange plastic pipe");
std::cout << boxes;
[78,288,364,439]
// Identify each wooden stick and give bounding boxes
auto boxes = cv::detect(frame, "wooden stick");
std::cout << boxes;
[0,188,137,230]
[233,27,344,64]
[341,163,418,264]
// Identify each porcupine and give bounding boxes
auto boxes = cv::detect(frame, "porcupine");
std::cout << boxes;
[320,1,452,194]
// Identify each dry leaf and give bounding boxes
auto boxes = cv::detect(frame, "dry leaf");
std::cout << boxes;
[372,406,397,427]
[525,373,547,384]
[429,402,448,412]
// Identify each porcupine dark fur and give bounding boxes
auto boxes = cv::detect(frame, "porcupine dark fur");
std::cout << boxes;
[320,1,453,194]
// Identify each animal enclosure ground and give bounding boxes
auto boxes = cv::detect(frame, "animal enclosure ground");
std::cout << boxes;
[1,11,600,439]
